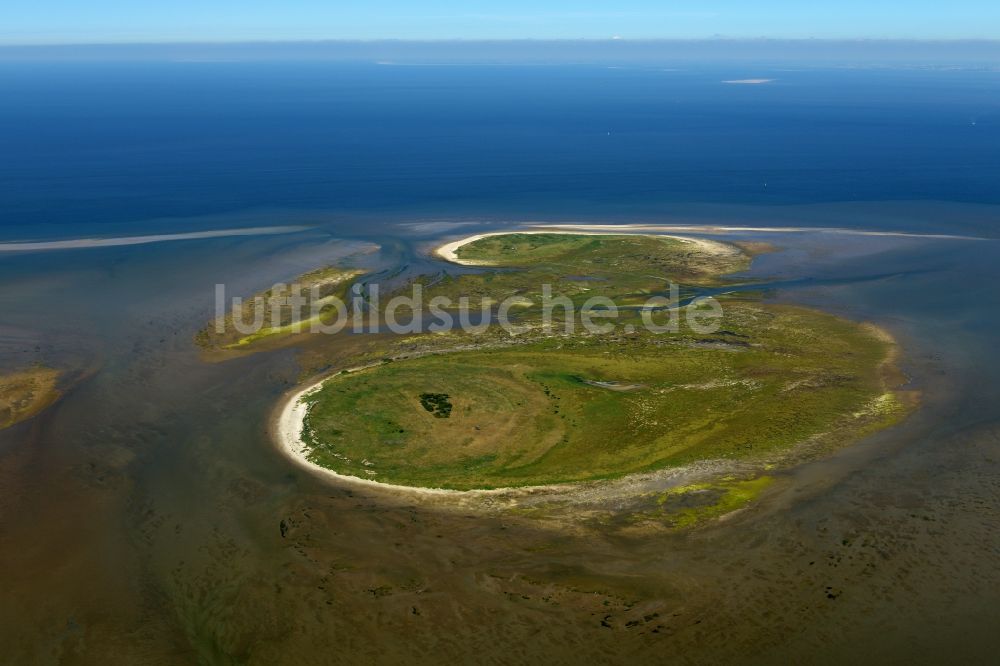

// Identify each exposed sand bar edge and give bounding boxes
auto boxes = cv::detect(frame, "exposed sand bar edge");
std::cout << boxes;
[0,225,312,252]
[432,228,740,265]
[537,223,989,241]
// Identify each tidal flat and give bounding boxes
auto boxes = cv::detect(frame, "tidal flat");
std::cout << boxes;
[1,212,998,663]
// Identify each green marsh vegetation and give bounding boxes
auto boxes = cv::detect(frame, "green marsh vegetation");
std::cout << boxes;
[196,266,363,351]
[301,302,908,490]
[278,231,912,526]
[418,233,752,321]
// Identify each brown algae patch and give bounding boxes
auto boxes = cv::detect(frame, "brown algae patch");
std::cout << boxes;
[0,366,61,430]
[654,475,776,529]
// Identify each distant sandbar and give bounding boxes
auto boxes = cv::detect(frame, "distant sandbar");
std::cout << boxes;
[0,226,311,253]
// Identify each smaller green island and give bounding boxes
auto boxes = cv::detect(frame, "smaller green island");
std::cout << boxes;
[425,232,752,314]
[0,366,61,431]
[196,266,363,351]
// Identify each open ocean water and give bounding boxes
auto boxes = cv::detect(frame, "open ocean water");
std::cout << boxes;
[1,61,1000,662]
[1,62,999,235]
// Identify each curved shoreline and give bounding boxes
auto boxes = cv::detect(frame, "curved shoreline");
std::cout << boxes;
[272,359,594,499]
[272,364,479,497]
[277,228,740,499]
[270,361,741,503]
[525,223,988,241]
[432,228,741,265]
[271,331,909,505]
[272,229,915,506]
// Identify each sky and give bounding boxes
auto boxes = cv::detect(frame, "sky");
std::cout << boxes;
[1,0,998,45]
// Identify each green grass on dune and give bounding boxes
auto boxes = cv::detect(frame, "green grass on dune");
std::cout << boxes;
[291,232,912,494]
[421,234,751,318]
[302,301,903,490]
[454,233,748,283]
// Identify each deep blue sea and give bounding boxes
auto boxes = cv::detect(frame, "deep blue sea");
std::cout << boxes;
[1,62,998,238]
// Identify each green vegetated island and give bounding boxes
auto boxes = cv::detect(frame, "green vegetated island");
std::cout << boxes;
[281,232,915,522]
[0,366,61,431]
[197,266,364,351]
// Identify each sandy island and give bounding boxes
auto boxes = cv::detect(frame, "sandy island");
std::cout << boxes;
[271,360,734,505]
[433,227,741,266]
[271,227,912,508]
[272,227,753,502]
[272,365,480,497]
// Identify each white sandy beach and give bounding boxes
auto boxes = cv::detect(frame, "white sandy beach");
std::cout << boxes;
[273,226,751,503]
[273,365,493,497]
[432,224,985,266]
[274,224,925,501]
[539,223,987,241]
[432,226,742,265]
[271,361,729,504]
[274,224,914,503]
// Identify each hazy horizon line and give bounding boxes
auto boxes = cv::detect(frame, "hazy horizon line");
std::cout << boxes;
[4,37,1000,46]
[3,38,998,63]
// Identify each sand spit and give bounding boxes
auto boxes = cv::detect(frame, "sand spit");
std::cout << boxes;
[433,228,741,266]
[0,225,312,252]
[537,222,989,241]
